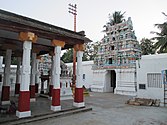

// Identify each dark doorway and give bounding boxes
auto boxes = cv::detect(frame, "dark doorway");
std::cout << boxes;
[109,58,112,64]
[110,70,116,92]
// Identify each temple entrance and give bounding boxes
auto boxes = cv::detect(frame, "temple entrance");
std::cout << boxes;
[105,70,116,93]
[110,70,116,92]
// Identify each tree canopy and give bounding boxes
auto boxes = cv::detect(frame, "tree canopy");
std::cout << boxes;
[140,38,155,55]
[151,12,167,53]
[61,41,100,63]
[103,11,125,32]
[108,11,126,25]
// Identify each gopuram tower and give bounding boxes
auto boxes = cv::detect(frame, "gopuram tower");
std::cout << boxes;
[92,17,141,96]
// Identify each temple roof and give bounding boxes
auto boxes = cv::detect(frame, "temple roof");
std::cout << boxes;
[0,9,92,56]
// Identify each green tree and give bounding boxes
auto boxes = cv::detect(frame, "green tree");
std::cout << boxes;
[140,38,155,55]
[61,41,100,63]
[61,48,73,63]
[151,12,167,53]
[109,11,126,25]
[103,11,125,32]
[61,48,89,63]
[84,41,100,60]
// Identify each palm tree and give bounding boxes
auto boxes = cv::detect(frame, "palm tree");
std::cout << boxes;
[109,11,126,25]
[140,38,155,55]
[151,12,167,53]
[103,11,125,32]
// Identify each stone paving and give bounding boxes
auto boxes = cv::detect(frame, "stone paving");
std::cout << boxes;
[22,92,167,125]
[1,92,167,125]
[0,95,77,124]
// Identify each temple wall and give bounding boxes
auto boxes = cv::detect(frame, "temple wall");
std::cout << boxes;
[136,54,167,105]
[91,69,107,92]
[115,68,137,96]
[66,61,94,89]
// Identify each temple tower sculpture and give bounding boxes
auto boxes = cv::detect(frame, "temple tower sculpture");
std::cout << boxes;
[92,17,141,96]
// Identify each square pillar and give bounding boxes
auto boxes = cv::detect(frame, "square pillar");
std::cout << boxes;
[73,44,85,107]
[16,32,37,118]
[51,40,65,111]
[49,56,54,99]
[15,57,21,95]
[1,49,12,105]
[30,53,36,102]
[35,57,40,93]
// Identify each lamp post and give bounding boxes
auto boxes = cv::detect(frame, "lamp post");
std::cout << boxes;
[68,4,77,87]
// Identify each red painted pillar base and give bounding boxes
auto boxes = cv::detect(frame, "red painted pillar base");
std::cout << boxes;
[30,85,36,101]
[73,88,85,107]
[35,83,39,93]
[1,86,10,104]
[51,88,61,111]
[49,85,53,97]
[16,91,31,118]
[15,83,20,95]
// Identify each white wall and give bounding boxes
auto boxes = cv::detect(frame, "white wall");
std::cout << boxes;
[137,54,167,104]
[66,61,94,89]
[115,68,137,96]
[91,69,107,92]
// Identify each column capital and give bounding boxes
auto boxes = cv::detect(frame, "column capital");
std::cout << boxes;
[19,32,37,43]
[74,44,85,51]
[51,40,65,47]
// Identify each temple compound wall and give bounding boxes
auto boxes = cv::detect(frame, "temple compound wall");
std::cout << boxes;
[136,54,167,105]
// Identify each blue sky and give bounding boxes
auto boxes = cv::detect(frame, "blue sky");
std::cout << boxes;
[0,0,167,42]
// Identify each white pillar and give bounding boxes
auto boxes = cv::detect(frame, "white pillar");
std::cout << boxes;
[15,57,21,95]
[16,57,21,84]
[73,51,85,107]
[51,46,61,111]
[35,58,40,93]
[16,41,32,118]
[30,53,36,101]
[76,51,83,88]
[3,49,12,86]
[0,56,3,73]
[30,53,36,86]
[0,56,3,84]
[1,49,12,105]
[49,56,54,99]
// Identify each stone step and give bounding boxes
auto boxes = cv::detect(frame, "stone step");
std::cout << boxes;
[0,107,92,125]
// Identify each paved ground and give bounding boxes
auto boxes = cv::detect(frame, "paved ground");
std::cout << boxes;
[21,92,167,125]
[1,92,167,125]
[0,95,75,123]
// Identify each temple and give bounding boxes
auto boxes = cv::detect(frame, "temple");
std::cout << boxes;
[91,17,141,96]
[0,9,91,118]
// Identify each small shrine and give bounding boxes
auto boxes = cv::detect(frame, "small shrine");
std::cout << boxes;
[39,54,73,100]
